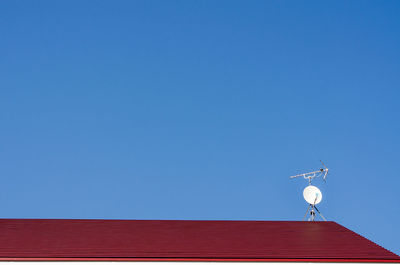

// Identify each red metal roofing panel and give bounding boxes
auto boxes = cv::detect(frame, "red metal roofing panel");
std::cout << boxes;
[0,219,398,262]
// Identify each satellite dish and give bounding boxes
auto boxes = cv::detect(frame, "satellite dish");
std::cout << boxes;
[290,161,329,221]
[303,185,322,205]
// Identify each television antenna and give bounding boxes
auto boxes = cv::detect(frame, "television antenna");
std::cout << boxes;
[290,160,328,185]
[290,161,328,221]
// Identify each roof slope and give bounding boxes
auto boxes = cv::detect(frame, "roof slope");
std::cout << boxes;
[0,219,398,262]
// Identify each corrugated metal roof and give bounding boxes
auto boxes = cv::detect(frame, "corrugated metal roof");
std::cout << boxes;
[0,219,398,262]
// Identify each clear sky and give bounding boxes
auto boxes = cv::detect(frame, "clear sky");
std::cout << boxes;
[1,0,399,255]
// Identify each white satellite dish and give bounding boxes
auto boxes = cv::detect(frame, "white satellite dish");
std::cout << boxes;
[303,185,322,205]
[290,161,329,221]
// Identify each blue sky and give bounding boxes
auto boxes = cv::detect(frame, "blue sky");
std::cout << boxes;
[1,0,399,255]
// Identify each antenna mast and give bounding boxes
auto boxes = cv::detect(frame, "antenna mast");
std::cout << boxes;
[290,161,329,221]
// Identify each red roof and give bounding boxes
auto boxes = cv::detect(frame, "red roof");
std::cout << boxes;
[0,219,398,262]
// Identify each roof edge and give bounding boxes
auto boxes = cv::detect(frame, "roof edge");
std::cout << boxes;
[0,258,399,263]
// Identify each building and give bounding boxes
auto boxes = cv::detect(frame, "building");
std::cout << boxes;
[0,219,399,264]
